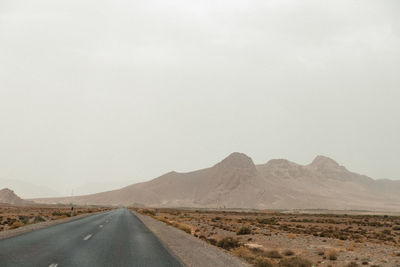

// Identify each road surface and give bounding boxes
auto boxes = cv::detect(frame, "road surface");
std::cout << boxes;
[0,208,183,267]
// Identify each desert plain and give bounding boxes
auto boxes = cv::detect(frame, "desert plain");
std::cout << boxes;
[134,208,400,267]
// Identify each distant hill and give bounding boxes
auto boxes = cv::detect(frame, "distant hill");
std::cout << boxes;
[34,153,400,211]
[0,178,61,198]
[0,188,35,205]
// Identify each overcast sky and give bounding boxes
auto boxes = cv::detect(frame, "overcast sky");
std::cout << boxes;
[1,0,399,196]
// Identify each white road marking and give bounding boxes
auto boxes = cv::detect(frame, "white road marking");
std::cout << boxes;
[99,225,103,228]
[83,234,92,240]
[49,264,58,267]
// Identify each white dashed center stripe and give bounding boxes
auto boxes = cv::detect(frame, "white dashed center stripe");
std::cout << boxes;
[83,234,92,241]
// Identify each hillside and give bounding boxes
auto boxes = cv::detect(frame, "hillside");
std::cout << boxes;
[0,188,34,206]
[33,153,400,211]
[0,179,61,198]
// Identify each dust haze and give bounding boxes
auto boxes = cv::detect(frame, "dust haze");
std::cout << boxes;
[1,0,399,196]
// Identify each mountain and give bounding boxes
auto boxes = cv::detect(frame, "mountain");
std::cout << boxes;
[0,188,35,205]
[0,178,61,199]
[73,180,133,196]
[33,153,400,211]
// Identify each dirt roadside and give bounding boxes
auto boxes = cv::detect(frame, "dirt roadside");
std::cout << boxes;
[134,211,250,267]
[0,212,98,240]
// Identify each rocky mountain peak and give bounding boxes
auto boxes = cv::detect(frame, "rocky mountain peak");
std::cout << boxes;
[0,188,25,205]
[217,152,256,169]
[0,188,14,195]
[310,155,339,167]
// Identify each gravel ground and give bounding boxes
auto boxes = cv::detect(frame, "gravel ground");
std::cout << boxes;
[134,211,250,267]
[0,213,96,240]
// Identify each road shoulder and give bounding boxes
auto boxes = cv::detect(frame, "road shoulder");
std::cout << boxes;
[133,211,250,267]
[0,213,97,240]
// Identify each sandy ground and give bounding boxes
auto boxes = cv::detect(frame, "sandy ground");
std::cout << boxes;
[134,211,250,267]
[136,209,400,267]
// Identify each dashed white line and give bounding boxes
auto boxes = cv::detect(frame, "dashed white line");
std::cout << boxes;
[49,264,58,267]
[83,234,92,241]
[99,225,103,228]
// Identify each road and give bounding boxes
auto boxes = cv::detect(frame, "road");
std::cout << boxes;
[0,208,183,267]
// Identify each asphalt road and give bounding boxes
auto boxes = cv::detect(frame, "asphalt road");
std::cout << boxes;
[0,208,183,267]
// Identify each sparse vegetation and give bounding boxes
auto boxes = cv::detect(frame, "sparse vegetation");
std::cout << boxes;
[237,226,252,235]
[278,257,312,267]
[34,216,46,223]
[255,257,274,267]
[283,249,295,256]
[217,237,241,250]
[347,262,359,267]
[326,248,338,260]
[0,205,111,232]
[134,207,400,266]
[266,250,282,259]
[142,209,157,216]
[172,222,191,234]
[10,221,24,229]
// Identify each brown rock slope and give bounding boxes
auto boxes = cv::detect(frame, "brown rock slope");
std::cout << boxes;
[34,153,400,211]
[0,188,35,206]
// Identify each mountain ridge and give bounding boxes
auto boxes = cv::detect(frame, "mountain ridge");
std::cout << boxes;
[33,153,400,211]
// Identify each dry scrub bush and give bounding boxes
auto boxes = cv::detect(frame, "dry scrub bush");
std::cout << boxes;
[232,247,274,267]
[233,247,256,262]
[288,233,297,239]
[266,250,283,259]
[326,248,338,260]
[171,222,191,234]
[346,243,355,251]
[347,262,359,267]
[51,211,71,217]
[255,257,274,267]
[283,249,295,256]
[217,237,241,250]
[237,226,252,235]
[278,257,312,267]
[34,216,45,223]
[153,215,191,234]
[142,209,156,216]
[10,221,24,229]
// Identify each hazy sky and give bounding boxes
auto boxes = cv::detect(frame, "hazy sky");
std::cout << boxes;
[1,0,399,196]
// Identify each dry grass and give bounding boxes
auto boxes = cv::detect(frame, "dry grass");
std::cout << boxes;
[134,207,400,266]
[326,248,338,260]
[288,233,297,239]
[255,257,274,267]
[266,250,283,259]
[232,247,278,266]
[283,249,295,256]
[151,215,192,234]
[233,246,257,261]
[172,222,192,234]
[347,262,359,267]
[0,205,111,232]
[9,221,24,229]
[278,257,312,267]
[237,226,252,235]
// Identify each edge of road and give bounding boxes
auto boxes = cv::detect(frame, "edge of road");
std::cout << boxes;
[133,211,250,267]
[0,211,109,240]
